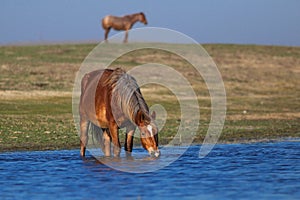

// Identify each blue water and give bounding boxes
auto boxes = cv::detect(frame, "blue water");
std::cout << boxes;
[1,141,300,199]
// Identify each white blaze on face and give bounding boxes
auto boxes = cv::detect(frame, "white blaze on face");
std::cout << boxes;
[147,125,153,137]
[154,151,160,157]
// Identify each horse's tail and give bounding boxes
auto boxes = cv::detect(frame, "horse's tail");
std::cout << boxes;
[89,123,105,151]
[80,73,90,100]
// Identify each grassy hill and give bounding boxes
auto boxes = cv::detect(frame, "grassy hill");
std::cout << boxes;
[0,43,299,152]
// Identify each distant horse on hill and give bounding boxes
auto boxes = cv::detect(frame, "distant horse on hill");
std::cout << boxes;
[101,12,148,43]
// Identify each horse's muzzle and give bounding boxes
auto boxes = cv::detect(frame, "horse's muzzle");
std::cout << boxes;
[149,149,160,158]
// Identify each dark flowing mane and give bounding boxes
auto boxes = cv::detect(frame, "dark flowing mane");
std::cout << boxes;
[104,68,150,124]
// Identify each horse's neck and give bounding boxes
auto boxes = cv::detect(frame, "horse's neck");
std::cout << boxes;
[133,108,150,126]
[128,94,150,125]
[129,14,140,23]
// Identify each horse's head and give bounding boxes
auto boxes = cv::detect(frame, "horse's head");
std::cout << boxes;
[139,12,148,25]
[136,110,159,157]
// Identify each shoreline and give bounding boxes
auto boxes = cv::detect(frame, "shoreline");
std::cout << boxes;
[1,136,299,154]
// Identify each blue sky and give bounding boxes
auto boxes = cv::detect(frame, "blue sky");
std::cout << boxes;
[1,0,300,46]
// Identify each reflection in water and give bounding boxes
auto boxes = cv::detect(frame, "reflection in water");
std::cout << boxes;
[85,146,188,173]
[0,141,300,199]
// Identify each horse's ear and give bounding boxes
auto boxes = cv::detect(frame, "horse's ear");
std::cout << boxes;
[151,111,156,120]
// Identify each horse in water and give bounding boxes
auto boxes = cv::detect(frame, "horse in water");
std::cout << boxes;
[101,12,148,43]
[79,68,159,158]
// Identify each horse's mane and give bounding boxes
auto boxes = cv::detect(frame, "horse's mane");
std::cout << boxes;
[104,68,150,124]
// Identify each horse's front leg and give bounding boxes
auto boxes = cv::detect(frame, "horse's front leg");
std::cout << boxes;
[125,125,135,157]
[109,123,121,157]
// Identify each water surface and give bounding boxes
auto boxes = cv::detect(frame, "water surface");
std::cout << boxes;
[1,141,299,199]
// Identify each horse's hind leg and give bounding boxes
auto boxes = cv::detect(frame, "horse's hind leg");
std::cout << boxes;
[104,27,111,41]
[80,117,90,157]
[102,128,111,157]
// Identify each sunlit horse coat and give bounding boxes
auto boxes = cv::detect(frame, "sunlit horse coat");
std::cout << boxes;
[79,68,159,157]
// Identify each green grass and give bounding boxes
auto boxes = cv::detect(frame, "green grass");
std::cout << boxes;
[0,96,78,151]
[0,43,299,152]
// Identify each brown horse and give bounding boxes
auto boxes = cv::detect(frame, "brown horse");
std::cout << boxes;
[101,12,148,43]
[79,68,159,158]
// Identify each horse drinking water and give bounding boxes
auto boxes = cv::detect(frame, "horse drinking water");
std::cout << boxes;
[79,68,159,158]
[102,12,148,43]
